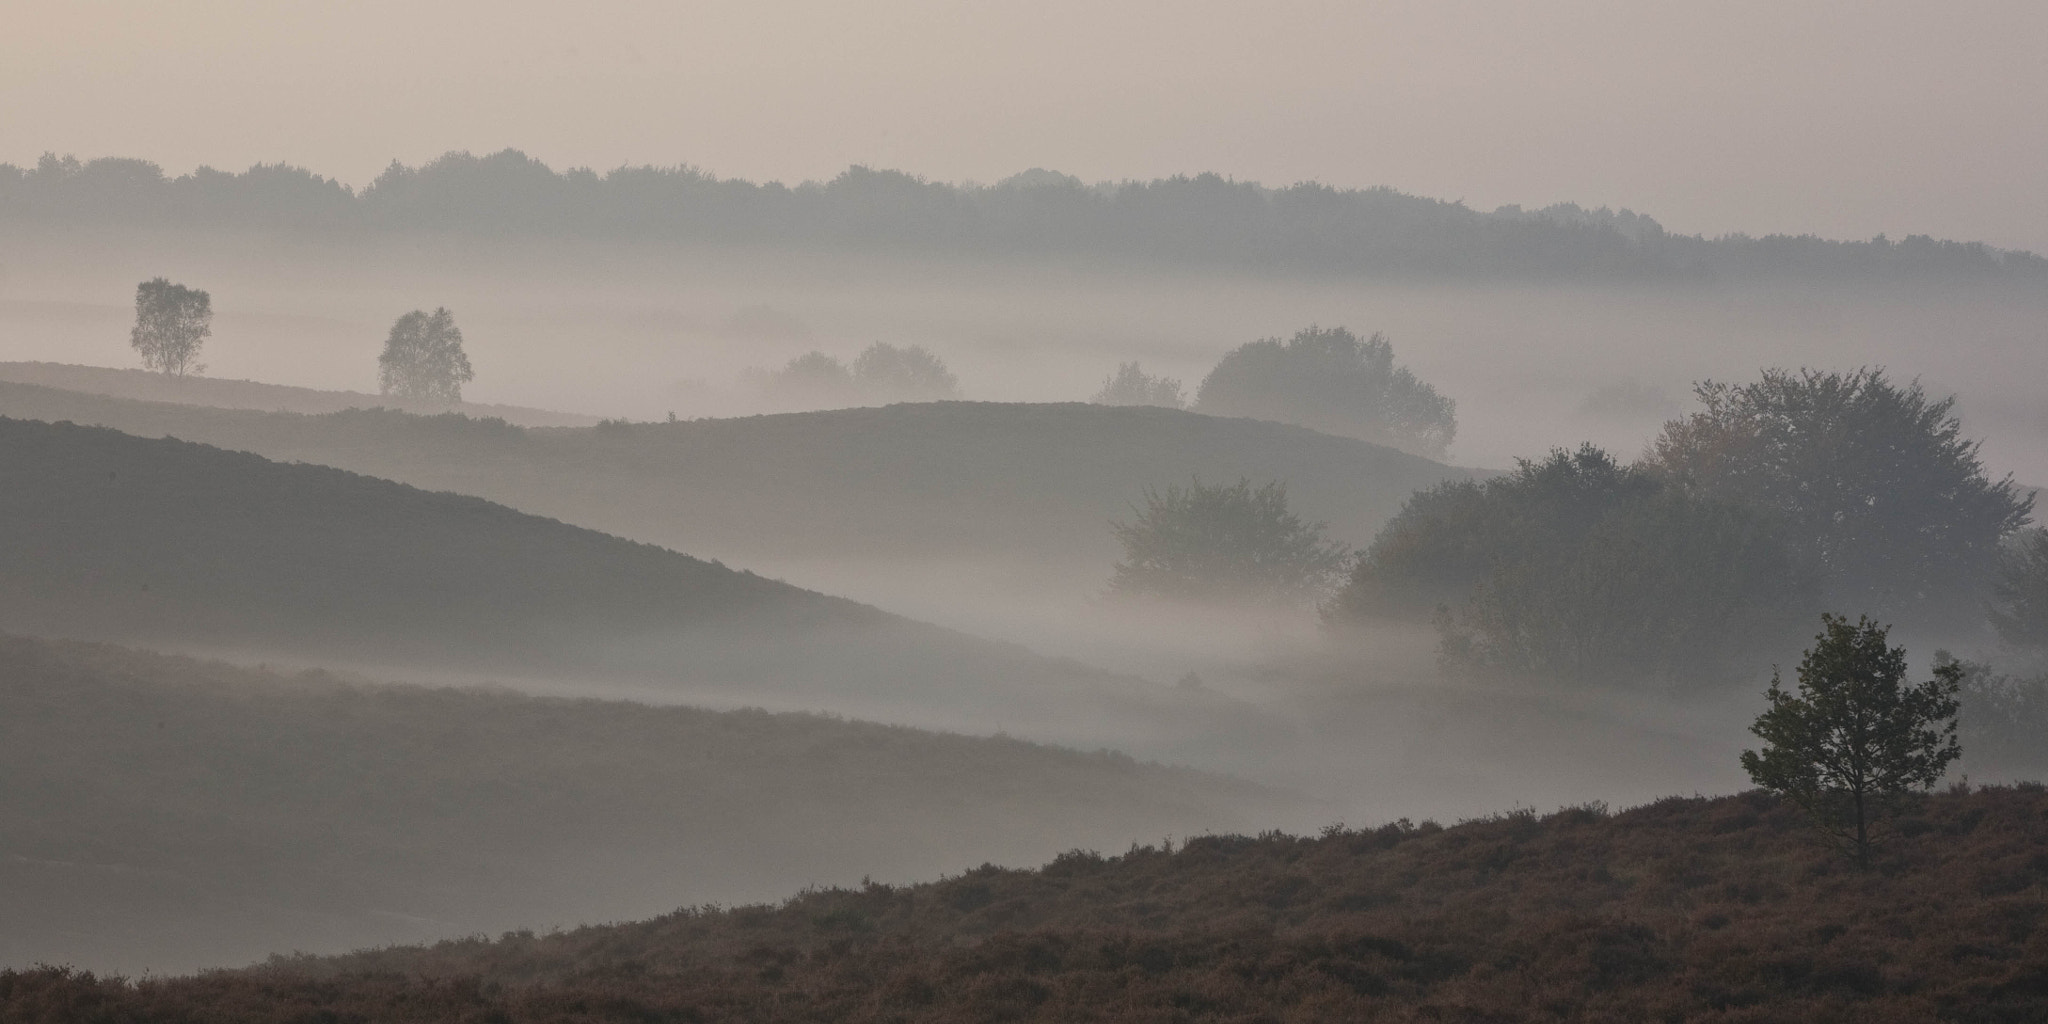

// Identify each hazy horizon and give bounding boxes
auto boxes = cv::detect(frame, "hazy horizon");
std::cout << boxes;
[8,1,2048,253]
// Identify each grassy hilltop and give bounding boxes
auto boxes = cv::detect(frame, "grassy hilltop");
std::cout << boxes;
[0,635,1273,975]
[11,785,2045,1021]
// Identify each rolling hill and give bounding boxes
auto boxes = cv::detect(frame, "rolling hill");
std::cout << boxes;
[0,635,1275,975]
[0,361,596,427]
[0,378,1476,582]
[0,415,1249,748]
[13,785,2046,1020]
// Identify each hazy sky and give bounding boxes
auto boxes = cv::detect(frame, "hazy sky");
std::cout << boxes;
[7,0,2047,252]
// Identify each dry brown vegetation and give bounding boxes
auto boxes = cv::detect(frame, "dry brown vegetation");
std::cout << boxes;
[9,786,2046,1022]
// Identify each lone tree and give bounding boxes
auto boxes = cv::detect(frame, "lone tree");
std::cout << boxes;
[1108,478,1348,605]
[379,308,474,402]
[130,278,212,376]
[1741,613,1962,866]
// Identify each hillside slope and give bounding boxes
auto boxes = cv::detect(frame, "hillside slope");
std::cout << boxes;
[0,380,1473,571]
[13,787,2046,1020]
[0,635,1273,975]
[0,361,596,426]
[0,416,1236,745]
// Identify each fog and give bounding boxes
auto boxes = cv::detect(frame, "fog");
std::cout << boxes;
[8,2,2048,254]
[7,3,2048,978]
[6,231,2047,482]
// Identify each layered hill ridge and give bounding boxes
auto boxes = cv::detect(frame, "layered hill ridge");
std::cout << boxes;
[0,378,1474,571]
[0,361,597,427]
[13,786,2047,1020]
[0,415,1232,745]
[0,634,1274,975]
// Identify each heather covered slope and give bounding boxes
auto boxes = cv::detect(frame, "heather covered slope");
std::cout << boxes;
[0,361,597,426]
[13,787,2047,1021]
[0,635,1273,975]
[0,381,1473,571]
[0,416,1226,742]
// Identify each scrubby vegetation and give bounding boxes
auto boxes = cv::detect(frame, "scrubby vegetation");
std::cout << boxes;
[8,786,2047,1021]
[6,151,2043,282]
[0,634,1267,974]
[1194,326,1456,456]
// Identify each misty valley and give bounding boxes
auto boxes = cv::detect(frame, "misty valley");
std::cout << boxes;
[4,150,2048,1022]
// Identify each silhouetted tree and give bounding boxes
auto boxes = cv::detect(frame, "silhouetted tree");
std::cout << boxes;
[1108,478,1347,605]
[849,342,960,401]
[1092,362,1185,408]
[1741,614,1962,866]
[1194,326,1455,456]
[1330,445,1814,686]
[1647,369,2032,624]
[378,308,474,401]
[130,278,212,376]
[1990,528,2048,649]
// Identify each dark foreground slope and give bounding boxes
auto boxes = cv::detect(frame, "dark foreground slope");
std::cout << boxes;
[0,635,1271,975]
[0,416,1233,744]
[0,382,1474,570]
[12,788,2046,1022]
[0,362,598,427]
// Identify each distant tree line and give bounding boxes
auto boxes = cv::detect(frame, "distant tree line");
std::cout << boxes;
[5,151,2042,282]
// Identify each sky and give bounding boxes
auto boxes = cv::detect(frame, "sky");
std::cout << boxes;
[5,0,2047,253]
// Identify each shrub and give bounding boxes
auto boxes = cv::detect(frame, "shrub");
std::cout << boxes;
[1108,478,1348,605]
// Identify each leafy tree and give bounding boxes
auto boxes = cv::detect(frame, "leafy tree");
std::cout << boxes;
[1990,527,2048,648]
[1329,445,1814,685]
[1647,369,2033,624]
[849,342,960,401]
[378,308,474,401]
[1092,362,1185,408]
[130,278,212,376]
[1741,614,1962,866]
[1108,478,1348,605]
[1193,326,1455,456]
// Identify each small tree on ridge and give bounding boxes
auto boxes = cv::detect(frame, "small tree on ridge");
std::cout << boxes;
[1741,613,1962,867]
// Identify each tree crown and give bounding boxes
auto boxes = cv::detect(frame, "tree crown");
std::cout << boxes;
[378,307,474,402]
[130,277,212,376]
